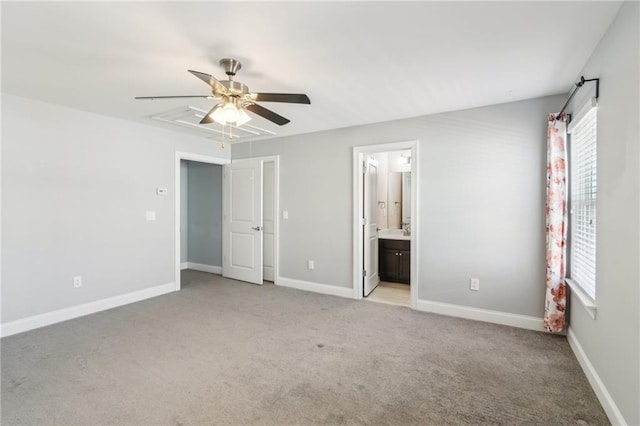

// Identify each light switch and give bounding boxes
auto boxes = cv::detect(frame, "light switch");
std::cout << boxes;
[470,278,480,291]
[146,211,156,221]
[283,210,289,219]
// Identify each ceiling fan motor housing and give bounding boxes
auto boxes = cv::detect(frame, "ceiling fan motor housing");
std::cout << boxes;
[220,80,249,96]
[220,58,242,76]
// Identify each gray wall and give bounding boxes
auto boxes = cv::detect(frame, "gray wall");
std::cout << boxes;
[180,160,189,263]
[233,94,564,318]
[565,2,639,424]
[185,161,222,267]
[1,94,230,323]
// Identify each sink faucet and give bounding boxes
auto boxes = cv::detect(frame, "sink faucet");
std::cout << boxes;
[401,222,411,236]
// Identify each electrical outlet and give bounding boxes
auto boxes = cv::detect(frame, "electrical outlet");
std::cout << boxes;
[307,260,314,270]
[470,278,480,291]
[73,276,83,288]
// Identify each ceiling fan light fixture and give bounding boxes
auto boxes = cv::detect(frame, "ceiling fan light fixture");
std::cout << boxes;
[236,108,252,126]
[211,100,252,126]
[223,102,239,123]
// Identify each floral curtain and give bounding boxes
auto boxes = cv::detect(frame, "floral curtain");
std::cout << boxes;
[544,113,568,333]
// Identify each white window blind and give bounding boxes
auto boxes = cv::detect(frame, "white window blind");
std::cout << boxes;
[568,100,598,300]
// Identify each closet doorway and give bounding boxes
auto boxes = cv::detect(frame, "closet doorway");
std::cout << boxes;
[174,152,230,291]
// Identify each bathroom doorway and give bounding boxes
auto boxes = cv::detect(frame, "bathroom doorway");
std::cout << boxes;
[352,141,418,308]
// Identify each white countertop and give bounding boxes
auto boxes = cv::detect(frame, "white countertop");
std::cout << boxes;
[378,229,411,241]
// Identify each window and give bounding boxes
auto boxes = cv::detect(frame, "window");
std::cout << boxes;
[568,99,598,300]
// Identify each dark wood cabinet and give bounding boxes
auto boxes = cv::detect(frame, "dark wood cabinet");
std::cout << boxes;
[379,239,410,284]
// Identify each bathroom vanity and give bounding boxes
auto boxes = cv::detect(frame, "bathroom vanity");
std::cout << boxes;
[378,233,410,284]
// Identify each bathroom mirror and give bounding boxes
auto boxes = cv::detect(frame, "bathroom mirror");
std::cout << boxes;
[373,150,411,231]
[377,171,410,230]
[387,172,402,229]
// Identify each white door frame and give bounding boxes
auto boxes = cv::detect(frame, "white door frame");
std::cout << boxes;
[225,155,280,286]
[175,151,230,291]
[352,140,419,308]
[261,159,278,282]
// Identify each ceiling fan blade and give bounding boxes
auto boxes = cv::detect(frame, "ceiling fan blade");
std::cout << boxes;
[199,104,221,125]
[135,95,213,100]
[250,93,311,104]
[245,103,290,126]
[188,70,228,95]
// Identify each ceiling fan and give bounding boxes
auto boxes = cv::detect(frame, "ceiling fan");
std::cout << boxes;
[135,58,310,127]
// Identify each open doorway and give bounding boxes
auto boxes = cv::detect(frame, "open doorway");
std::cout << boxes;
[180,159,223,274]
[353,141,418,308]
[175,153,278,290]
[175,152,230,291]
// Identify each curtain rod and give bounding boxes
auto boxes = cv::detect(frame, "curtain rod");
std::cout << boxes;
[556,76,600,120]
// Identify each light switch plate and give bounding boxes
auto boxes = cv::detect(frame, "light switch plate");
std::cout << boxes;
[470,278,480,291]
[146,211,156,221]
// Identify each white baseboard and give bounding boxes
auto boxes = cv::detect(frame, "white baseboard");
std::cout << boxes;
[277,277,353,299]
[184,262,222,275]
[180,262,188,270]
[567,328,626,425]
[0,282,176,338]
[415,299,544,331]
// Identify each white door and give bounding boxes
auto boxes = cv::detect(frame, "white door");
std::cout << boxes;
[363,156,380,296]
[223,159,263,285]
[263,162,275,282]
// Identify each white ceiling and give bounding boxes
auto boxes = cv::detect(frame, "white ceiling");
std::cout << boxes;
[1,1,622,142]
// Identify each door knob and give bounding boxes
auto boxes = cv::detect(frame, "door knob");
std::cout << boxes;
[252,226,263,231]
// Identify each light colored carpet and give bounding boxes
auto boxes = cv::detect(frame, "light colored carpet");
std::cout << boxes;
[1,270,609,425]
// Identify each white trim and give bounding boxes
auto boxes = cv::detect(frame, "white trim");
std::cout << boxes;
[184,262,222,275]
[0,282,176,338]
[176,151,230,165]
[415,299,544,331]
[567,96,598,134]
[180,262,188,270]
[175,152,230,291]
[277,277,353,299]
[566,278,597,319]
[352,150,360,299]
[352,140,419,309]
[567,328,627,426]
[272,157,280,286]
